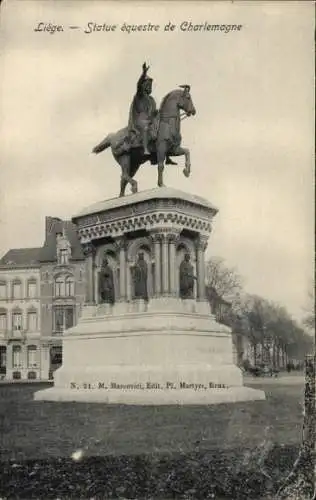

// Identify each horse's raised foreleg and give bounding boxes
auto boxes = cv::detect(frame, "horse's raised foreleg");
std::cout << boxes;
[156,142,167,187]
[175,146,191,177]
[171,146,191,178]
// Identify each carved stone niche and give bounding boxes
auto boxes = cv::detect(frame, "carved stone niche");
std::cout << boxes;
[94,243,120,304]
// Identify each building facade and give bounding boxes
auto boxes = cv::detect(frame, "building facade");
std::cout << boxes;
[0,249,41,380]
[0,217,86,381]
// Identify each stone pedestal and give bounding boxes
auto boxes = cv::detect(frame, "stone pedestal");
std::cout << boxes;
[35,188,265,404]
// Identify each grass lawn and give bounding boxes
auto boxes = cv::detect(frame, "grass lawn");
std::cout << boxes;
[0,374,307,499]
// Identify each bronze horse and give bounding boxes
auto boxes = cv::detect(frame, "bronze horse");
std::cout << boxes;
[92,86,196,197]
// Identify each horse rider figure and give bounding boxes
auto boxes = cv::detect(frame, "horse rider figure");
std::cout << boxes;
[128,62,156,154]
[127,62,177,165]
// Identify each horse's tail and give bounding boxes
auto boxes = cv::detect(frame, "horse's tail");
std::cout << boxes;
[92,134,114,154]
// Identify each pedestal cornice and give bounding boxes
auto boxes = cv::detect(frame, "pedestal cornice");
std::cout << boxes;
[74,187,218,219]
[74,200,215,244]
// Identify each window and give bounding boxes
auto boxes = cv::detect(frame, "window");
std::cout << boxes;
[12,311,23,332]
[0,312,6,331]
[54,276,65,297]
[54,274,74,297]
[12,345,22,368]
[0,346,6,368]
[53,306,74,333]
[27,280,37,298]
[12,281,22,299]
[53,307,64,332]
[0,282,6,299]
[50,346,62,365]
[27,311,37,331]
[27,345,37,368]
[65,276,74,296]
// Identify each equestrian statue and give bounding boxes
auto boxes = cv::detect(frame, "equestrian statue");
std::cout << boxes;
[92,62,196,197]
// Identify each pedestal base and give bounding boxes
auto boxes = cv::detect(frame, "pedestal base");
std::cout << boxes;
[34,386,265,405]
[34,299,265,405]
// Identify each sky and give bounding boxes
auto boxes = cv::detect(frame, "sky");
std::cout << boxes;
[0,1,314,322]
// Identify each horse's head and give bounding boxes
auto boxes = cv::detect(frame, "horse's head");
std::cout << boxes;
[178,85,196,117]
[159,87,196,119]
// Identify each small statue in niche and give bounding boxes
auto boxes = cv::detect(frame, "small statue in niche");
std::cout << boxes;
[179,253,196,299]
[132,252,148,301]
[99,256,115,304]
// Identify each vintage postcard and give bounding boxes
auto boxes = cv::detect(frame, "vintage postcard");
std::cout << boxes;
[0,1,315,499]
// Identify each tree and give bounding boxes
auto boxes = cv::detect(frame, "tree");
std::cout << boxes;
[302,288,315,333]
[243,295,272,364]
[204,256,314,367]
[234,295,306,367]
[205,257,243,324]
[205,256,243,299]
[242,296,314,366]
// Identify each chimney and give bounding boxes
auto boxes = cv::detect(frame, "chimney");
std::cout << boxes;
[45,216,63,240]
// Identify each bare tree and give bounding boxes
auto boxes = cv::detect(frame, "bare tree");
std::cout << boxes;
[205,256,243,299]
